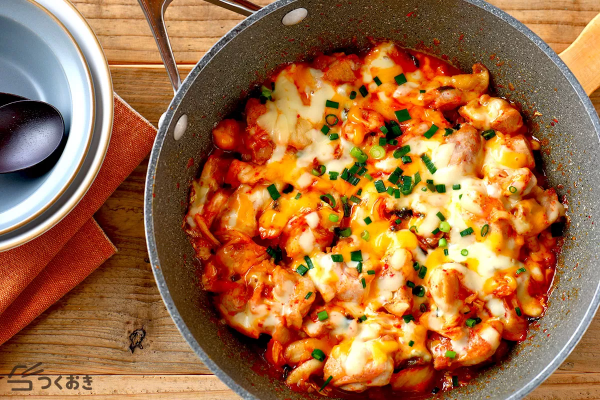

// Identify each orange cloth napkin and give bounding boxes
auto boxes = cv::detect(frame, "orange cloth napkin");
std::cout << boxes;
[0,94,157,346]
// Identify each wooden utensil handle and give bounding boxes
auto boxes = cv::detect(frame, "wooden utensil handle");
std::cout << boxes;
[560,13,600,96]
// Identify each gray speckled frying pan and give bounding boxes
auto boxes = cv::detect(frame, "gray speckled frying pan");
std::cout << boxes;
[141,0,600,398]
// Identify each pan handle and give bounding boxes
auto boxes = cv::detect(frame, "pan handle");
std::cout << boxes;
[560,13,600,96]
[137,0,261,93]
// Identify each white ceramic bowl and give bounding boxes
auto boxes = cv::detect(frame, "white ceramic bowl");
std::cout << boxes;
[0,0,113,251]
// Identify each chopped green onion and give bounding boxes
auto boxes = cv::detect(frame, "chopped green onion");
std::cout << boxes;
[379,137,387,146]
[403,315,415,323]
[420,89,426,93]
[413,262,420,271]
[423,124,439,139]
[444,248,449,256]
[329,214,339,222]
[350,195,362,204]
[312,349,326,362]
[261,85,272,100]
[325,114,339,126]
[331,254,343,262]
[370,145,386,159]
[356,262,363,273]
[359,85,369,97]
[318,310,329,321]
[267,184,281,200]
[402,155,412,164]
[436,212,445,221]
[481,224,489,237]
[364,217,372,225]
[350,146,368,162]
[414,171,421,185]
[466,317,482,328]
[422,187,427,191]
[361,277,366,288]
[461,249,469,256]
[395,109,411,122]
[351,250,363,262]
[436,184,446,193]
[386,186,394,196]
[421,154,437,174]
[329,171,339,180]
[440,221,451,233]
[444,128,453,136]
[367,270,375,275]
[509,185,518,193]
[304,255,314,269]
[348,176,360,186]
[460,227,474,237]
[388,167,403,184]
[305,291,313,300]
[321,125,330,135]
[408,340,415,347]
[516,307,522,316]
[394,189,401,198]
[350,90,357,100]
[452,184,461,190]
[389,121,402,137]
[320,194,336,207]
[394,73,407,85]
[395,218,402,224]
[266,246,282,263]
[357,167,367,176]
[418,266,427,279]
[296,264,309,276]
[361,230,370,241]
[388,139,398,145]
[365,173,373,181]
[482,129,496,140]
[295,192,302,200]
[407,281,415,288]
[446,350,457,359]
[373,76,382,86]
[379,125,389,135]
[329,132,339,140]
[432,228,440,235]
[401,175,413,195]
[452,376,459,387]
[516,267,526,275]
[339,228,352,237]
[320,376,333,392]
[374,180,386,193]
[412,285,425,297]
[358,315,367,322]
[326,100,339,109]
[439,238,448,247]
[312,165,326,176]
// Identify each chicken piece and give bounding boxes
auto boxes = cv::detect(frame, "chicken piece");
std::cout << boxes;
[213,184,271,238]
[343,106,386,144]
[501,296,528,341]
[423,64,489,110]
[390,364,436,393]
[212,119,245,151]
[445,124,484,174]
[375,247,415,317]
[511,187,564,236]
[225,159,267,186]
[243,98,275,164]
[314,53,360,84]
[486,166,537,197]
[273,267,317,330]
[459,94,525,135]
[279,214,334,259]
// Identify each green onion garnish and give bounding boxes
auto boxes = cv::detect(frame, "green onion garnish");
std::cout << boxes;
[350,146,368,163]
[388,167,403,185]
[320,194,336,207]
[444,248,449,256]
[444,128,453,136]
[481,224,489,237]
[461,249,469,256]
[304,255,314,269]
[329,133,339,141]
[440,221,450,233]
[373,76,382,86]
[351,250,363,262]
[349,196,360,204]
[326,100,339,109]
[349,90,357,100]
[466,317,481,328]
[329,214,339,222]
[421,154,437,174]
[389,121,402,137]
[395,189,401,198]
[379,137,387,146]
[386,186,394,196]
[312,165,326,176]
[423,124,439,139]
[364,216,372,225]
[320,376,333,392]
[305,291,313,300]
[356,262,363,273]
[413,262,420,271]
[295,192,302,200]
[369,145,386,159]
[395,109,411,122]
[436,184,446,193]
[331,254,343,262]
[325,114,339,126]
[329,171,339,180]
[412,285,425,297]
[339,228,352,237]
[321,125,330,135]
[374,180,386,193]
[408,340,414,347]
[516,307,522,316]
[388,139,398,145]
[414,171,421,185]
[361,277,366,288]
[403,315,415,323]
[516,267,526,275]
[407,281,415,288]
[460,227,474,237]
[367,269,375,275]
[439,238,448,247]
[296,264,309,276]
[402,155,412,164]
[358,315,367,322]
[312,349,326,361]
[401,175,412,195]
[452,184,461,190]
[318,310,329,321]
[432,228,440,235]
[267,184,280,200]
[452,376,459,387]
[394,73,407,85]
[509,186,518,193]
[436,212,445,221]
[418,266,427,279]
[359,85,368,97]
[445,350,457,359]
[361,230,370,241]
[482,129,496,140]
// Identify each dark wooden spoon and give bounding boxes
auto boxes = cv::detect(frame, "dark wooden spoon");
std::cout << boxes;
[0,100,65,174]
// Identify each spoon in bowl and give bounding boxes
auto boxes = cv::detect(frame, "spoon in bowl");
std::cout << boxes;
[0,96,65,174]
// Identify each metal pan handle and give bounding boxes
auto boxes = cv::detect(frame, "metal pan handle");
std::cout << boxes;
[137,0,261,93]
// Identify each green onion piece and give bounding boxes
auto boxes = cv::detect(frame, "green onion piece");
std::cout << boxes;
[305,291,313,300]
[388,139,398,145]
[401,175,412,195]
[413,262,420,271]
[380,126,389,135]
[432,228,440,235]
[339,228,352,237]
[444,248,449,256]
[394,73,407,85]
[361,277,366,288]
[386,186,394,196]
[374,180,386,193]
[312,349,326,361]
[296,264,309,276]
[394,188,401,198]
[388,167,403,185]
[358,315,367,322]
[452,184,461,190]
[423,124,439,139]
[452,376,459,387]
[317,310,329,321]
[329,171,339,180]
[266,246,281,263]
[390,121,402,137]
[516,267,526,275]
[331,254,343,262]
[421,154,437,174]
[436,211,445,221]
[422,187,427,191]
[482,129,496,140]
[460,227,474,237]
[350,146,368,162]
[325,114,339,126]
[329,214,339,222]
[436,184,446,193]
[396,218,402,224]
[295,192,302,200]
[320,376,333,392]
[414,171,421,185]
[408,340,415,347]
[312,165,326,176]
[357,187,363,195]
[329,133,339,141]
[407,281,415,288]
[369,145,386,159]
[350,91,357,100]
[379,137,387,146]
[365,173,373,181]
[402,155,412,164]
[418,266,427,279]
[304,255,314,269]
[348,176,360,186]
[267,184,281,200]
[516,307,522,316]
[481,224,489,237]
[444,128,453,136]
[357,167,367,176]
[364,216,372,225]
[461,249,469,256]
[466,318,481,328]
[439,238,448,247]
[420,89,426,93]
[440,221,451,233]
[261,85,272,100]
[446,350,457,359]
[326,100,339,109]
[321,125,330,135]
[359,85,369,97]
[509,185,518,193]
[367,269,375,275]
[395,109,411,122]
[373,76,382,86]
[320,194,336,207]
[350,195,361,204]
[459,194,463,199]
[403,315,415,323]
[351,250,363,262]
[356,262,363,273]
[412,285,425,297]
[410,225,418,233]
[361,230,370,241]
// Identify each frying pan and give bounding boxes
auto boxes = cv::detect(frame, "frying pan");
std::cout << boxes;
[141,0,600,398]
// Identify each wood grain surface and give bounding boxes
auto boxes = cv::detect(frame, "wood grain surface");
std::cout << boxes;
[0,0,599,398]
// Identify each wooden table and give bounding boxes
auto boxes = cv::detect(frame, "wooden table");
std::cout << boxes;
[0,0,599,398]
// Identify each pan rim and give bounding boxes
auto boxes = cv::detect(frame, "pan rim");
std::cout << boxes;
[144,0,600,399]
